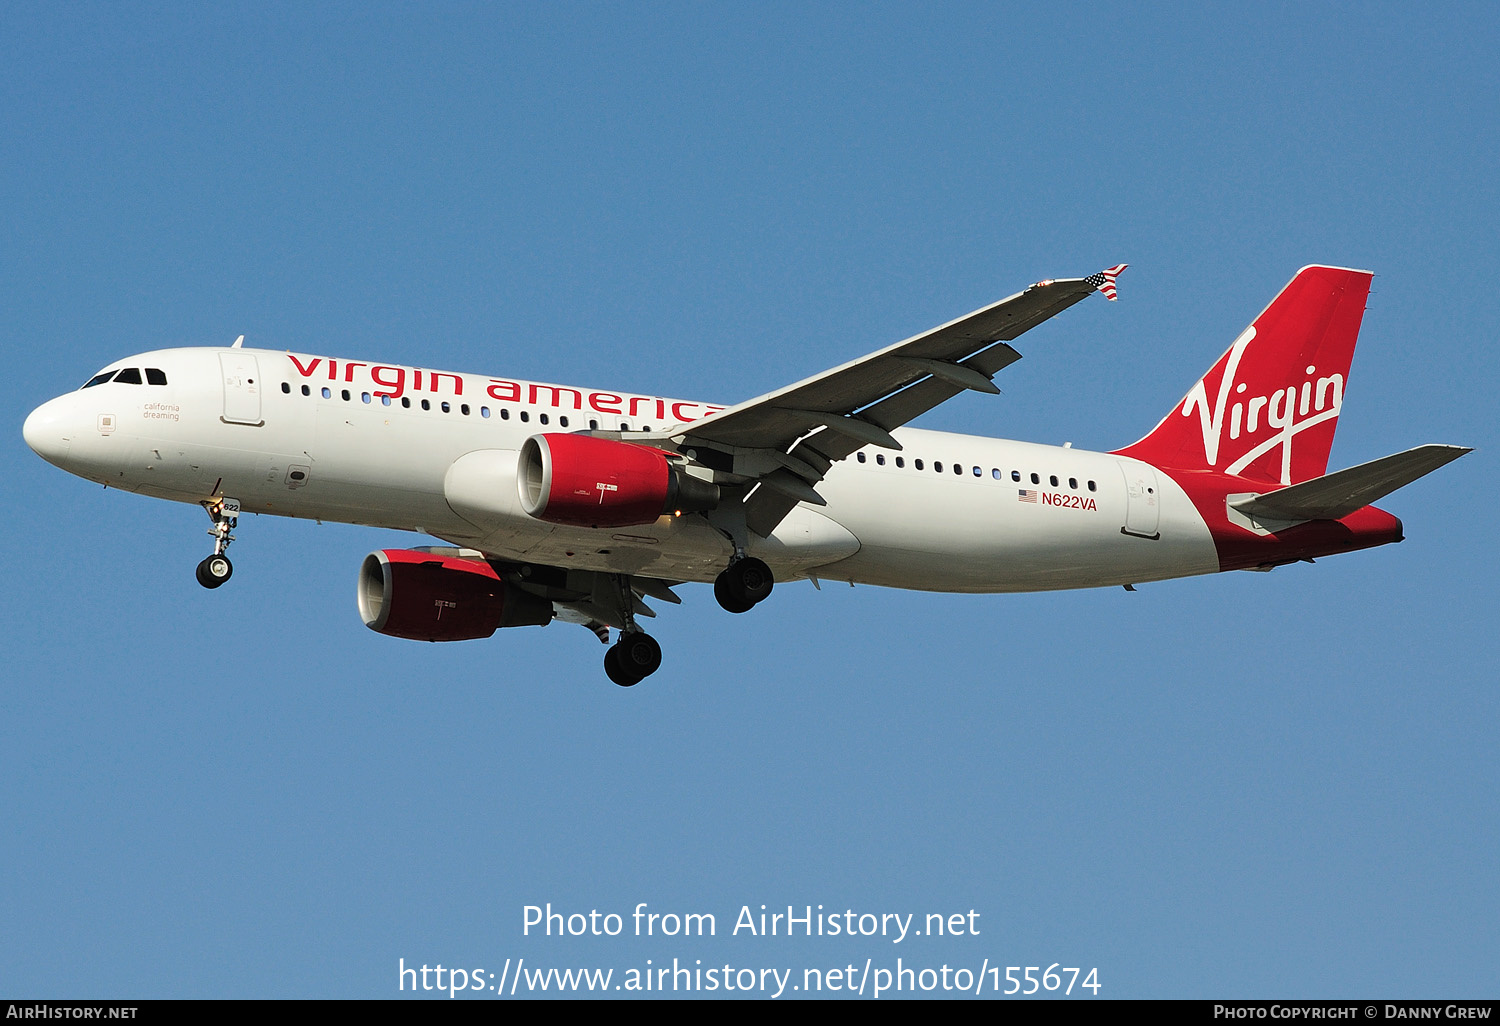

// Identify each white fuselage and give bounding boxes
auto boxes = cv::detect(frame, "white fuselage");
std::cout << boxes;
[24,346,1221,592]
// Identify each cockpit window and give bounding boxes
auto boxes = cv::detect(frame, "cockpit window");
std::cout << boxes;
[114,368,143,385]
[82,371,117,388]
[145,368,167,385]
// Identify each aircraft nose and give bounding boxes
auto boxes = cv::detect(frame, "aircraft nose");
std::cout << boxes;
[23,397,73,467]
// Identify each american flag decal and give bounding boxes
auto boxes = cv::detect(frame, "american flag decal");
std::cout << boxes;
[1085,263,1128,301]
[1017,489,1037,503]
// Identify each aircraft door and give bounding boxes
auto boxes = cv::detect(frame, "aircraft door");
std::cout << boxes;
[1120,462,1161,539]
[219,352,264,426]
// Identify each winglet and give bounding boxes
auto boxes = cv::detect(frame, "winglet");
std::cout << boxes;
[1085,264,1128,301]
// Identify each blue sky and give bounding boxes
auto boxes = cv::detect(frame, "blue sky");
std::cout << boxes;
[2,1,1495,999]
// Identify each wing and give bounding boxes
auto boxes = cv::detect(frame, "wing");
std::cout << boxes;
[625,266,1126,536]
[486,557,685,640]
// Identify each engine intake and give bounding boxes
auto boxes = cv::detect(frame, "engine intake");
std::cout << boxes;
[518,433,718,528]
[358,549,552,642]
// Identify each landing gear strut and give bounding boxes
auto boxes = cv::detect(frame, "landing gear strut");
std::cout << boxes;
[196,497,239,589]
[602,573,663,686]
[714,556,773,613]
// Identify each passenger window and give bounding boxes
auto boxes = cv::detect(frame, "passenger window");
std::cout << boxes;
[115,368,143,385]
[401,397,411,408]
[420,399,430,410]
[973,466,982,477]
[461,404,470,415]
[895,457,904,468]
[876,453,886,466]
[441,401,451,413]
[1030,473,1039,484]
[382,395,392,406]
[589,419,597,429]
[82,371,117,388]
[954,464,963,475]
[1069,477,1077,489]
[301,385,310,396]
[341,389,351,401]
[520,411,529,422]
[1011,470,1021,482]
[362,392,371,403]
[914,459,924,470]
[1088,480,1096,492]
[281,382,291,393]
[500,408,509,419]
[1049,475,1058,487]
[935,462,943,473]
[560,416,569,428]
[992,469,1002,479]
[857,452,867,463]
[481,407,490,418]
[321,387,332,399]
[539,413,548,424]
[146,369,168,385]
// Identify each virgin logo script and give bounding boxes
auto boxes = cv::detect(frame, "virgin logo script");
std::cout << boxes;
[1180,327,1344,485]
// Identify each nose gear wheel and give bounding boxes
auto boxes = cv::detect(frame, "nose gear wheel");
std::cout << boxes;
[196,554,233,588]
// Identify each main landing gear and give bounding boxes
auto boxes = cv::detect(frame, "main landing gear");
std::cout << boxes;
[602,573,664,687]
[714,556,773,614]
[601,555,774,686]
[195,498,239,589]
[604,630,662,687]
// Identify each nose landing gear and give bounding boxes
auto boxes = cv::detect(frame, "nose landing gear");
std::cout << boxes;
[196,497,239,589]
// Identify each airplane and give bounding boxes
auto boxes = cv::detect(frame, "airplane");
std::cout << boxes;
[22,264,1469,686]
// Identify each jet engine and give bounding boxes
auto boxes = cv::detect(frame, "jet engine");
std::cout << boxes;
[518,433,719,528]
[357,549,552,642]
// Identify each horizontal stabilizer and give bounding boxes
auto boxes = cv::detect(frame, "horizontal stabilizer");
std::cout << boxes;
[1231,444,1471,522]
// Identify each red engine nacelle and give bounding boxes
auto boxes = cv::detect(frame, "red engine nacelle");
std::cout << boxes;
[518,433,718,528]
[357,549,552,642]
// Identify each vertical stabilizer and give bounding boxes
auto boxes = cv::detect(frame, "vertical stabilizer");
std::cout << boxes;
[1114,265,1373,485]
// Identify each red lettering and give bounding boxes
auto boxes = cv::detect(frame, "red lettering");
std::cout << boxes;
[429,371,462,395]
[529,384,582,409]
[590,392,623,415]
[287,355,322,378]
[628,395,654,417]
[1041,492,1099,512]
[487,379,521,403]
[371,365,405,399]
[670,401,700,422]
[343,361,367,382]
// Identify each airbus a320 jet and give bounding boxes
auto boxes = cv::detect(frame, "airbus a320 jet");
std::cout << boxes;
[23,264,1469,685]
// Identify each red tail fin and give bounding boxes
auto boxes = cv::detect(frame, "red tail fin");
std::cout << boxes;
[1114,265,1373,485]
